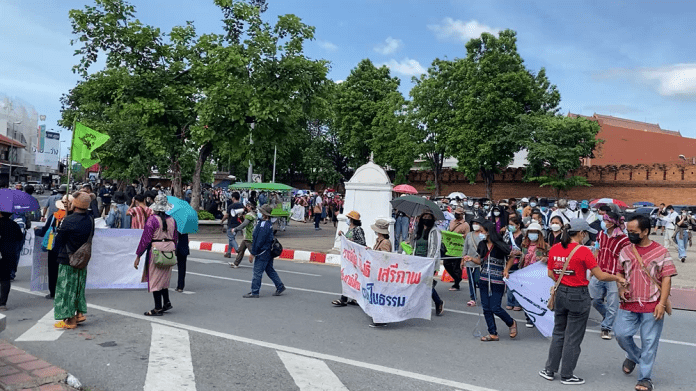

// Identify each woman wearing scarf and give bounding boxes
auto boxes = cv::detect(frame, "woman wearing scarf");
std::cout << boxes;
[410,211,445,316]
[35,195,69,299]
[463,220,516,341]
[332,211,365,306]
[134,195,178,316]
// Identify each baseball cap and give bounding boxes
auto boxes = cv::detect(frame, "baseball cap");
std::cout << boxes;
[568,218,598,234]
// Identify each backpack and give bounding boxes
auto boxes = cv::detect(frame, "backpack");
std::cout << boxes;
[113,207,122,229]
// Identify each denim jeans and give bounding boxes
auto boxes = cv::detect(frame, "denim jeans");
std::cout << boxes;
[394,216,410,253]
[615,309,664,382]
[545,285,591,379]
[588,276,619,331]
[314,213,321,229]
[675,229,688,259]
[226,228,239,254]
[466,266,480,301]
[479,281,514,335]
[251,258,284,295]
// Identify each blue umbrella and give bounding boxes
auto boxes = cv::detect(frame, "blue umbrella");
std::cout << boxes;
[166,196,199,234]
[0,189,40,213]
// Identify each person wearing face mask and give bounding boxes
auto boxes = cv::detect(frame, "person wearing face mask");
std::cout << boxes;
[539,219,626,385]
[517,222,550,327]
[489,205,508,234]
[591,211,631,340]
[445,208,470,291]
[546,216,564,247]
[659,205,678,250]
[673,209,692,263]
[531,211,548,236]
[502,214,525,311]
[462,220,516,341]
[470,201,485,221]
[550,199,575,225]
[332,211,365,307]
[483,201,492,215]
[411,211,445,316]
[523,197,537,218]
[461,218,485,306]
[614,215,677,391]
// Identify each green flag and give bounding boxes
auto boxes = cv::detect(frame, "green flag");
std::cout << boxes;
[71,122,110,169]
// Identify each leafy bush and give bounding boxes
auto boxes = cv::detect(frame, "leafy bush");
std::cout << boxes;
[198,210,216,221]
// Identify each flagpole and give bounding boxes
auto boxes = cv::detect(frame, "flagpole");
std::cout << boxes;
[66,121,76,191]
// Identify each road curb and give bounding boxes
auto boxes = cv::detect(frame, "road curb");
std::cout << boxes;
[0,340,76,390]
[189,241,341,265]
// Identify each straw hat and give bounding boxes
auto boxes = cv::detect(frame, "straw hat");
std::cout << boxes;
[370,219,390,235]
[259,204,273,217]
[346,211,361,221]
[55,195,69,210]
[150,194,173,213]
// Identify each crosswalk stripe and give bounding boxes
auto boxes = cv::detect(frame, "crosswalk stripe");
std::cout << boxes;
[143,323,196,391]
[15,308,64,342]
[186,257,322,276]
[278,351,349,391]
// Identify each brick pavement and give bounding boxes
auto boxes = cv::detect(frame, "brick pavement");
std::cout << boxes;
[0,341,75,391]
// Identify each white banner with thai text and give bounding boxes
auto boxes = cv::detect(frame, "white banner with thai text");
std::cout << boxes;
[504,262,555,337]
[340,236,436,323]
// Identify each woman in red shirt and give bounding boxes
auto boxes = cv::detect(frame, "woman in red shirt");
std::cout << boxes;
[539,219,626,385]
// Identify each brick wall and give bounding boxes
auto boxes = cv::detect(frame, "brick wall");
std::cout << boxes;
[407,163,696,205]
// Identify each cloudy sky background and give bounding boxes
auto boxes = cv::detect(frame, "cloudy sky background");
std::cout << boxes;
[1,0,695,146]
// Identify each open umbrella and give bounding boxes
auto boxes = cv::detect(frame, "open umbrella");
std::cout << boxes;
[393,184,418,195]
[590,198,628,209]
[166,196,199,234]
[0,189,40,213]
[391,195,445,220]
[447,192,465,200]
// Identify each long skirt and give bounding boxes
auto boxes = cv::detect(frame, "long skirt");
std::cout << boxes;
[142,251,173,293]
[54,264,87,320]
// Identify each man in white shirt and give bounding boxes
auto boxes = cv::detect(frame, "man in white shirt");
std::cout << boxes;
[578,200,597,224]
[661,205,678,249]
[550,199,577,224]
[314,190,324,231]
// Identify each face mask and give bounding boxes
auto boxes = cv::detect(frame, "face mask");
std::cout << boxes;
[422,219,434,228]
[484,205,490,210]
[472,224,480,232]
[597,214,604,221]
[550,224,561,232]
[581,208,588,213]
[478,233,487,241]
[508,225,517,233]
[468,201,473,207]
[257,212,263,219]
[493,211,500,216]
[454,213,462,219]
[600,221,608,232]
[530,202,537,208]
[528,233,539,242]
[627,232,642,244]
[474,204,480,209]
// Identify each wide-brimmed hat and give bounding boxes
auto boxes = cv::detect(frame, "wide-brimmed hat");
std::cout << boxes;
[259,204,273,217]
[150,194,173,212]
[370,219,390,235]
[71,192,91,210]
[346,210,361,221]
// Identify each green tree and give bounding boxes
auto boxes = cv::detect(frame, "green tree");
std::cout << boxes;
[448,30,560,199]
[521,115,601,198]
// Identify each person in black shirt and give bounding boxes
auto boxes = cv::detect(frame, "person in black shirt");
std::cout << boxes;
[221,192,245,258]
[0,212,24,310]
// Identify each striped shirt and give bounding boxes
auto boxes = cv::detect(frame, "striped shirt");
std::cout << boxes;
[127,206,153,229]
[618,241,677,308]
[596,229,631,274]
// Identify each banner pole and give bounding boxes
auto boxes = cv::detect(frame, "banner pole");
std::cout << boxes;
[66,121,76,190]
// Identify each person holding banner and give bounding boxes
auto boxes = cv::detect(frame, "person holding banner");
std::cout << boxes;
[410,211,445,316]
[503,214,525,311]
[368,219,393,327]
[34,196,68,299]
[445,208,469,292]
[464,220,517,341]
[539,219,626,385]
[507,222,549,328]
[332,211,365,306]
[461,218,485,307]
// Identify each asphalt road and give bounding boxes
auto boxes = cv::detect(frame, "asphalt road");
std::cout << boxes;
[3,250,695,391]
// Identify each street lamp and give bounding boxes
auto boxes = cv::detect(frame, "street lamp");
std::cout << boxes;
[245,117,255,183]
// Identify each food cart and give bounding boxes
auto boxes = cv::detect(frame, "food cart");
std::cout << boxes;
[228,182,294,233]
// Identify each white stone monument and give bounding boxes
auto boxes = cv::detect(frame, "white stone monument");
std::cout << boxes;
[333,160,394,251]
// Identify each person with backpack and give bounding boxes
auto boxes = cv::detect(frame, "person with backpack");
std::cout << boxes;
[243,204,285,298]
[52,192,94,329]
[105,191,131,229]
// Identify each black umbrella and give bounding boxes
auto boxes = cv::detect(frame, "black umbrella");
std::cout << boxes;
[391,195,445,221]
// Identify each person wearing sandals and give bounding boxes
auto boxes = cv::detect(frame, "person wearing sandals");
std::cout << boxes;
[507,222,549,328]
[410,211,445,317]
[333,211,366,307]
[460,218,485,307]
[615,215,677,391]
[134,195,178,316]
[52,192,94,329]
[502,214,525,311]
[34,196,68,299]
[444,207,469,292]
[368,219,392,327]
[463,220,516,342]
[539,219,627,385]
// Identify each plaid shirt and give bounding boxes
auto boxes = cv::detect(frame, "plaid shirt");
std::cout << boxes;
[618,241,677,306]
[596,229,631,274]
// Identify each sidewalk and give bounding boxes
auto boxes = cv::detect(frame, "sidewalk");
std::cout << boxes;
[0,340,76,391]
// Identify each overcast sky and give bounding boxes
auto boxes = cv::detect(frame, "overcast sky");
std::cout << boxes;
[2,0,695,143]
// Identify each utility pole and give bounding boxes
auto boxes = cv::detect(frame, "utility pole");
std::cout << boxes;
[272,144,277,183]
[247,122,255,182]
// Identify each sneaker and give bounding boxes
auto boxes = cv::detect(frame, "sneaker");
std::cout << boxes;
[273,286,286,296]
[601,329,612,340]
[560,375,585,385]
[228,262,239,268]
[243,293,260,298]
[538,369,554,381]
[369,322,388,328]
[526,321,534,328]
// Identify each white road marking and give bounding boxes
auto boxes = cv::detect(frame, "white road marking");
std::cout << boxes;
[277,351,349,391]
[186,258,322,276]
[173,271,338,295]
[15,308,64,342]
[144,323,196,391]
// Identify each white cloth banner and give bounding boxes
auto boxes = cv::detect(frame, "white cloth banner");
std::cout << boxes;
[504,262,555,337]
[340,236,436,323]
[290,205,305,222]
[30,228,146,291]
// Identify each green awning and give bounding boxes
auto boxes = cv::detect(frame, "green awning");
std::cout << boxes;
[228,182,294,191]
